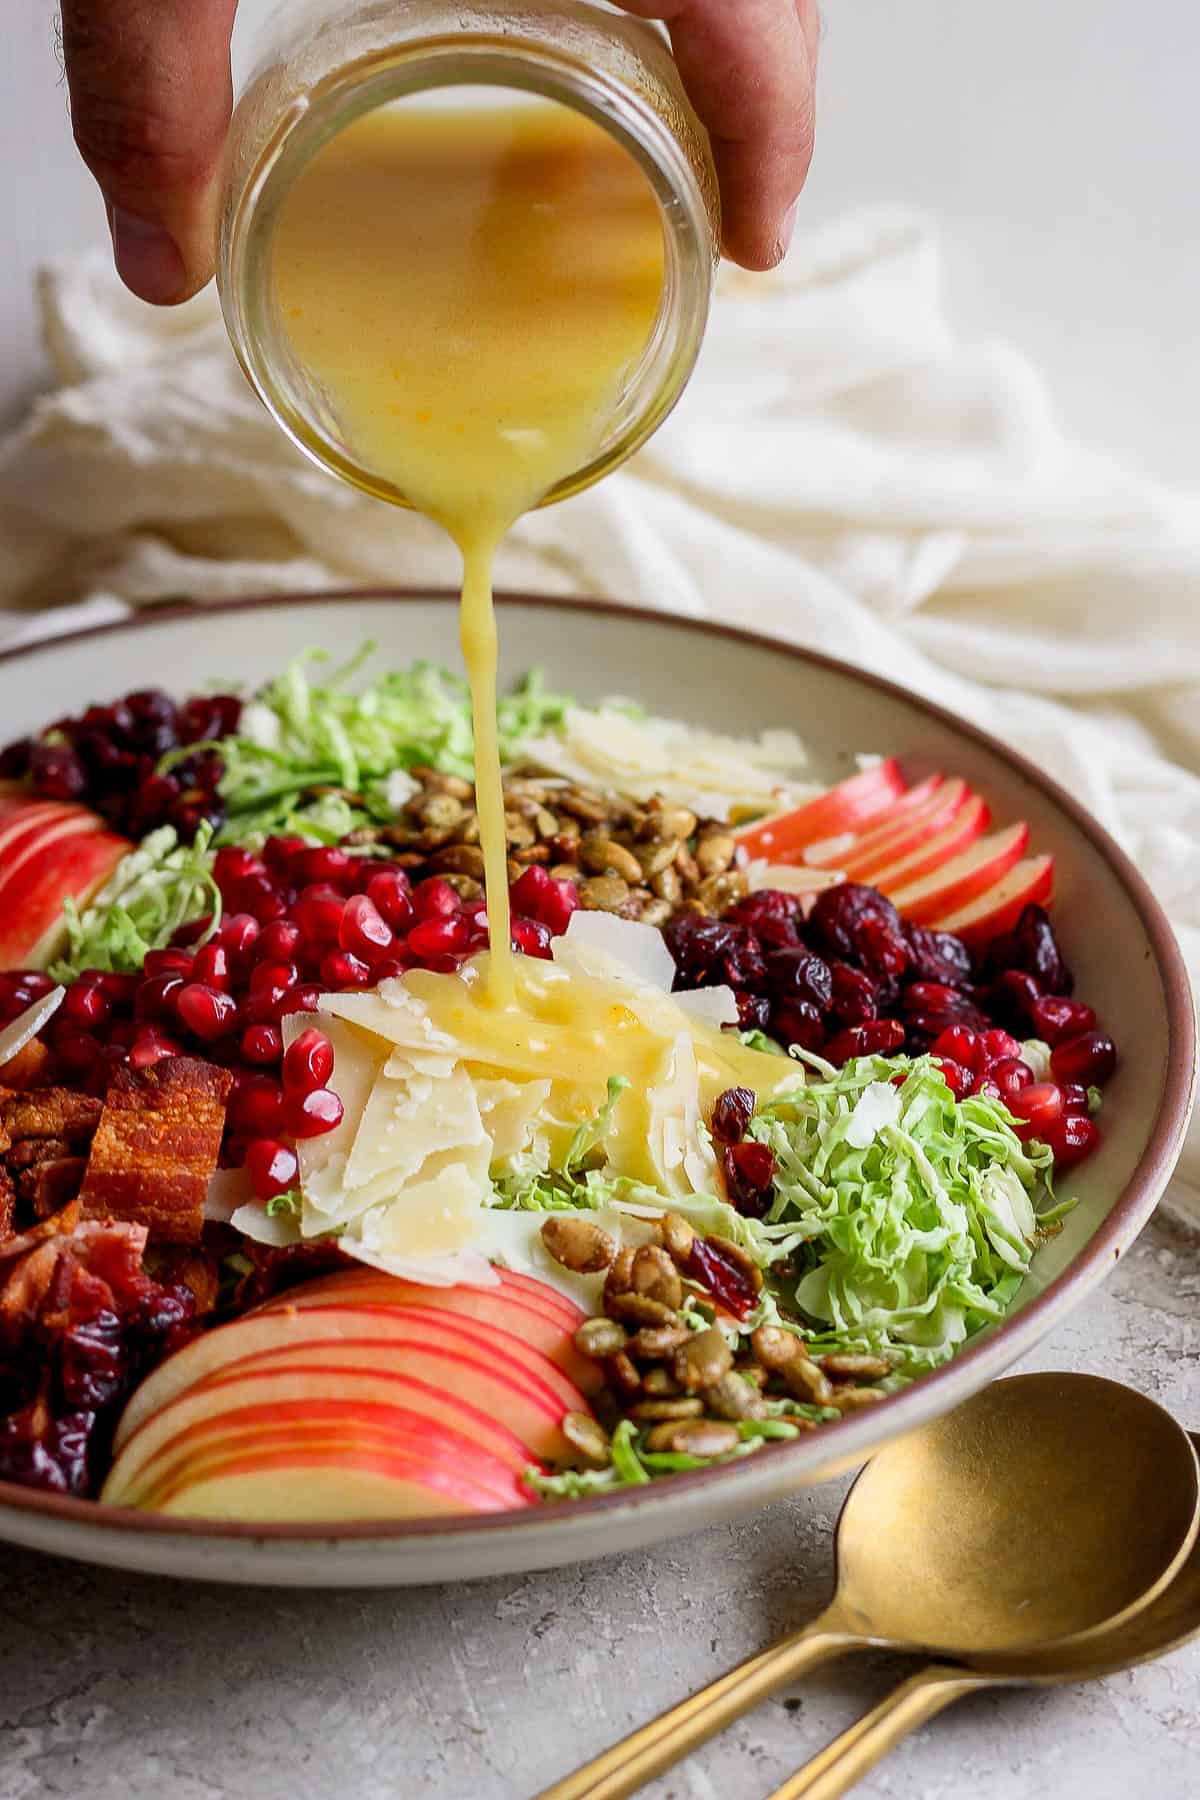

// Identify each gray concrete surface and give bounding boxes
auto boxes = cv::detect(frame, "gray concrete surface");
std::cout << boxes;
[4,1211,1198,1800]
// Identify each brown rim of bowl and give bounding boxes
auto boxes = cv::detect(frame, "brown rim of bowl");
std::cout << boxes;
[0,588,1194,1547]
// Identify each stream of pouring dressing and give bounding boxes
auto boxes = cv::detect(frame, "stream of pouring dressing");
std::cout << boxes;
[272,98,666,1008]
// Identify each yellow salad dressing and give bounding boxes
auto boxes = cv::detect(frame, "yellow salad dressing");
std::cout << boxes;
[271,98,666,1007]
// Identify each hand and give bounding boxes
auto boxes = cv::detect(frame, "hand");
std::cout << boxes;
[60,0,818,306]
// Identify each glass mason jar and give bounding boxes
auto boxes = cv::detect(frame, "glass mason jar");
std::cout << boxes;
[218,0,720,510]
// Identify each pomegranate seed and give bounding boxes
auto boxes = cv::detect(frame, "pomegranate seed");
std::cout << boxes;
[129,1035,184,1069]
[929,1025,980,1071]
[1060,1082,1090,1115]
[412,877,461,921]
[320,950,371,988]
[1008,1081,1064,1135]
[281,983,324,1016]
[978,1028,1022,1066]
[106,1019,139,1048]
[407,915,471,962]
[213,847,263,891]
[249,960,298,997]
[291,890,346,944]
[823,1019,906,1065]
[216,913,261,959]
[96,970,140,1008]
[241,1024,283,1066]
[238,874,288,924]
[366,868,414,931]
[263,835,307,877]
[339,894,394,961]
[144,948,194,978]
[972,1075,1003,1101]
[64,982,112,1030]
[990,1056,1034,1104]
[538,878,580,937]
[282,1027,335,1095]
[710,1087,756,1144]
[296,846,352,887]
[1043,1110,1101,1167]
[9,969,56,999]
[934,1058,974,1102]
[1030,996,1097,1046]
[170,916,213,949]
[511,917,553,959]
[371,956,413,982]
[255,920,303,963]
[510,866,551,915]
[176,983,238,1041]
[191,943,231,989]
[135,972,185,1022]
[1051,1031,1117,1087]
[231,1076,287,1137]
[287,1086,345,1138]
[245,1137,300,1200]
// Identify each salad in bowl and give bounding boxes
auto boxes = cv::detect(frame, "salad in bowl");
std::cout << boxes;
[0,645,1119,1524]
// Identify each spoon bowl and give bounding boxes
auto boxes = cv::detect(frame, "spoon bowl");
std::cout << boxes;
[836,1371,1200,1655]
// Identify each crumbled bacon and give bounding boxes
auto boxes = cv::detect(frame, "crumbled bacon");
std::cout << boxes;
[0,1037,52,1091]
[77,1058,233,1246]
[0,1169,13,1245]
[0,1089,103,1147]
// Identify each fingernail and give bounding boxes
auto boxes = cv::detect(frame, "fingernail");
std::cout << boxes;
[773,202,799,266]
[110,209,185,304]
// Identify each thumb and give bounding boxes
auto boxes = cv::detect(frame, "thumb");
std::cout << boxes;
[60,0,239,304]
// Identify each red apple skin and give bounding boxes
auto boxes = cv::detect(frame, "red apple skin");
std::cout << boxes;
[260,1276,600,1394]
[0,802,82,857]
[114,1389,542,1506]
[831,780,977,877]
[121,1399,537,1515]
[929,856,1055,947]
[273,1263,586,1331]
[108,1351,576,1499]
[145,1438,531,1519]
[734,759,906,861]
[0,809,130,969]
[882,823,1030,924]
[854,795,990,892]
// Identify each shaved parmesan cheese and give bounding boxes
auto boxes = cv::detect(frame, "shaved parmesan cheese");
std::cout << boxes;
[552,909,676,992]
[746,859,847,895]
[230,1198,301,1247]
[343,1062,486,1193]
[0,987,64,1070]
[845,1081,902,1149]
[345,1161,487,1262]
[646,1032,718,1197]
[475,1077,552,1164]
[204,1165,254,1223]
[674,985,739,1027]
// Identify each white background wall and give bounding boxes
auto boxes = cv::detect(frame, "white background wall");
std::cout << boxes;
[3,1,1197,482]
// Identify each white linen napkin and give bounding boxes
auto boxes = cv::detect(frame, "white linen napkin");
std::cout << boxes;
[1,207,1198,1220]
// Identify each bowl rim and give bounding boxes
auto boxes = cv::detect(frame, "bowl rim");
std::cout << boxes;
[1,587,1194,1549]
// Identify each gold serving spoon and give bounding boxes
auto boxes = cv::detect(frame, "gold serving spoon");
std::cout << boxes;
[765,1427,1200,1800]
[536,1374,1200,1800]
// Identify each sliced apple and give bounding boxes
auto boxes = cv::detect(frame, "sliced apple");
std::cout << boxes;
[802,774,950,867]
[881,822,1030,924]
[257,1272,600,1393]
[114,1300,588,1453]
[144,1436,533,1520]
[734,759,906,861]
[825,780,978,879]
[928,855,1055,947]
[111,1388,541,1506]
[0,801,84,860]
[853,794,991,893]
[0,808,131,970]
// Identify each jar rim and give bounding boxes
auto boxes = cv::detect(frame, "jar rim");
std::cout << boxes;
[220,32,716,512]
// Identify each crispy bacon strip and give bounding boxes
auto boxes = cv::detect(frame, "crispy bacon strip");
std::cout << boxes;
[1,1089,102,1147]
[77,1058,233,1246]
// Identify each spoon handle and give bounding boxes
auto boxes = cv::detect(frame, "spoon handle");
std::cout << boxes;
[534,1614,861,1800]
[762,1664,992,1800]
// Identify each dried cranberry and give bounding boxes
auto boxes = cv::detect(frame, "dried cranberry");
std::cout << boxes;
[827,962,878,1027]
[986,905,1073,996]
[0,735,32,779]
[903,923,975,989]
[808,883,901,962]
[855,916,910,983]
[710,1087,756,1144]
[688,1236,759,1321]
[29,742,88,801]
[823,1019,906,1065]
[725,889,806,949]
[765,947,833,1011]
[722,1140,777,1216]
[734,991,771,1033]
[984,969,1043,1032]
[1051,1031,1117,1087]
[664,914,767,993]
[770,1000,826,1052]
